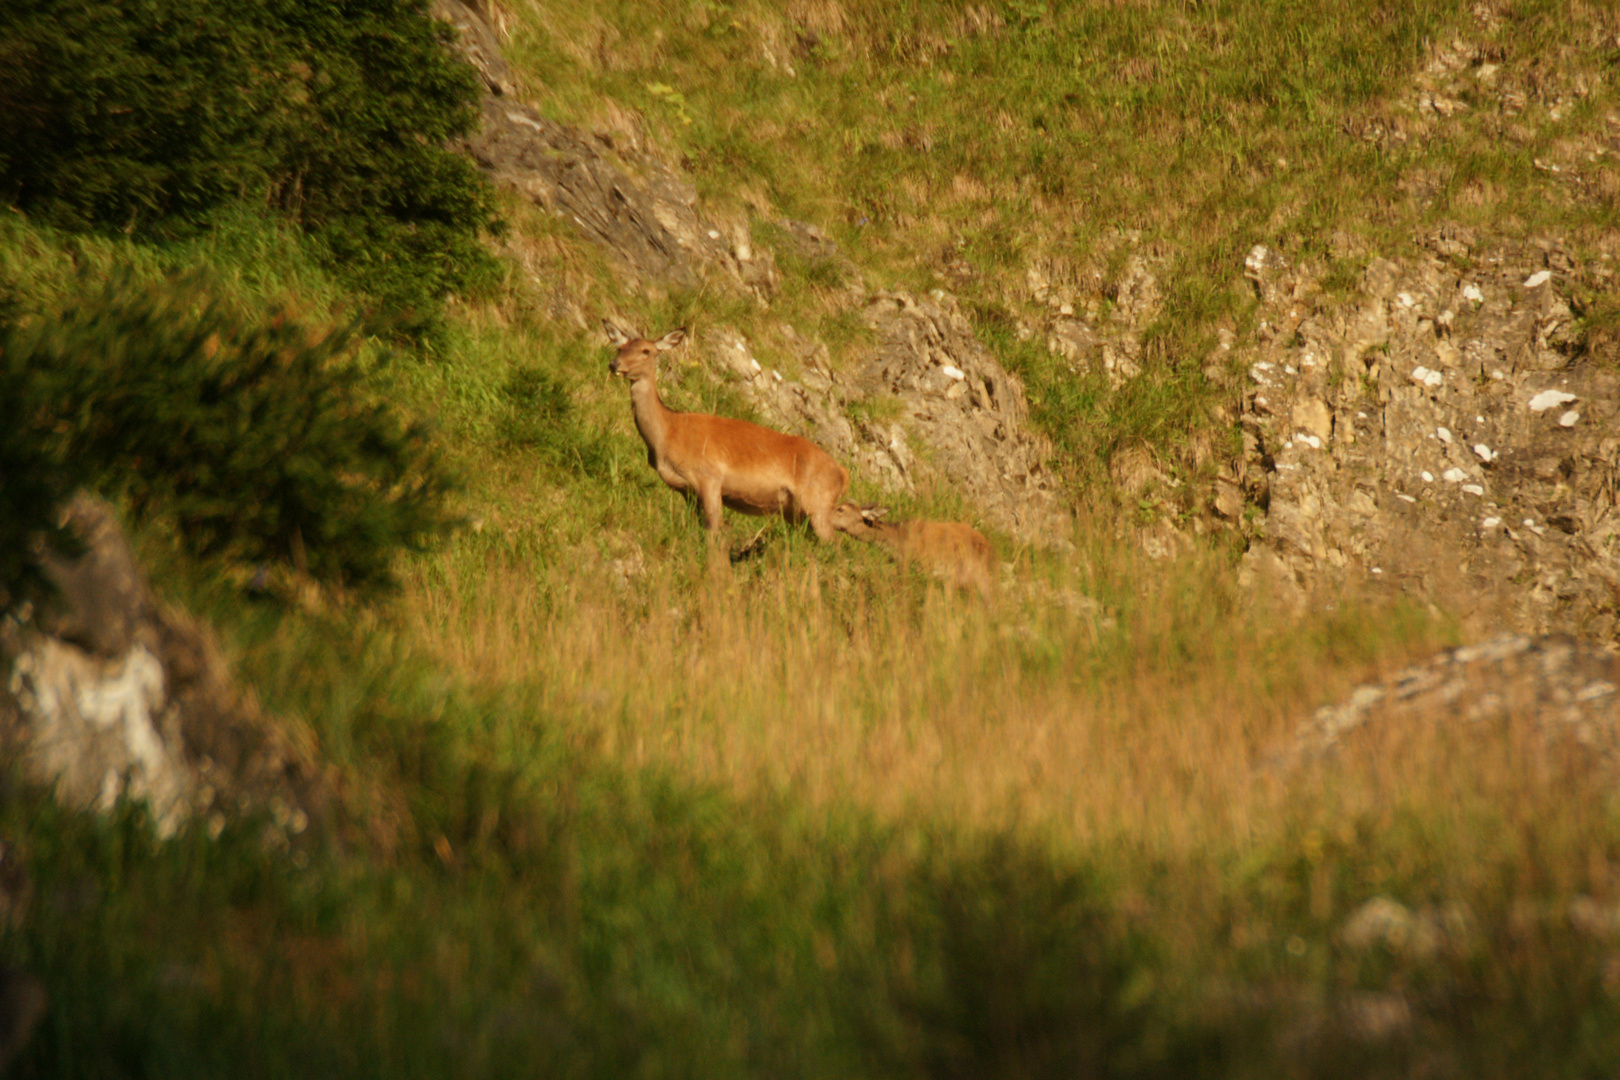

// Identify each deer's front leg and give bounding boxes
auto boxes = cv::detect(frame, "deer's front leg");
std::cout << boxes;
[697,480,725,537]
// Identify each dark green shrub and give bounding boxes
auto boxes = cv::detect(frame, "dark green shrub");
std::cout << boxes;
[890,839,1220,1080]
[0,0,497,316]
[0,288,85,610]
[8,272,459,588]
[499,363,615,478]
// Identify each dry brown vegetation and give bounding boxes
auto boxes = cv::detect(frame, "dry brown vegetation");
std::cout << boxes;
[399,532,1453,860]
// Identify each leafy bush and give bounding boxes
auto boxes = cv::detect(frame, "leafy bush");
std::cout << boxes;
[0,0,497,316]
[0,288,84,609]
[498,363,615,477]
[886,839,1222,1080]
[7,272,459,588]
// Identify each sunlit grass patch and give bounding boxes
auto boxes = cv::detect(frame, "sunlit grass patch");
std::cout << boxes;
[498,0,1618,485]
[395,514,1451,859]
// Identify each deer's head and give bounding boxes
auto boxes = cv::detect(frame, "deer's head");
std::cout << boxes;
[605,320,686,382]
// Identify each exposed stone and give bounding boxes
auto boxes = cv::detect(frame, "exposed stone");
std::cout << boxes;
[431,0,515,97]
[696,292,1068,542]
[1340,896,1447,958]
[1,495,332,844]
[852,291,1068,539]
[1340,992,1415,1042]
[1567,895,1620,938]
[9,638,188,833]
[1295,634,1620,770]
[467,99,765,295]
[1235,238,1620,641]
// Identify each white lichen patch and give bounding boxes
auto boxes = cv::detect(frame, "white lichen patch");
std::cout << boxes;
[1528,389,1577,412]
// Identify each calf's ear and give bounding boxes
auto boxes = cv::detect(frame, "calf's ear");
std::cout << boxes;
[603,319,633,347]
[656,328,687,350]
[861,505,890,524]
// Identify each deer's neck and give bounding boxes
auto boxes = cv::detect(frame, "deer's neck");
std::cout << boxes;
[628,376,674,458]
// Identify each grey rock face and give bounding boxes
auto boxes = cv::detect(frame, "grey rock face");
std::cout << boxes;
[700,289,1068,542]
[1296,634,1620,768]
[431,0,515,97]
[1024,230,1163,390]
[9,638,187,833]
[438,3,1063,542]
[1223,15,1620,638]
[853,290,1067,538]
[1,495,329,843]
[469,101,753,292]
[1234,238,1619,641]
[441,0,778,302]
[1340,896,1447,959]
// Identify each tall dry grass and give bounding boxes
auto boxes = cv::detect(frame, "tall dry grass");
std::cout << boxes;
[399,529,1453,861]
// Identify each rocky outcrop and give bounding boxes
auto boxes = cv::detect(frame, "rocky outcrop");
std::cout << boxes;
[1233,235,1620,641]
[1295,634,1620,768]
[1,495,331,843]
[431,0,515,98]
[1188,8,1620,638]
[706,289,1068,539]
[467,98,778,298]
[446,0,774,300]
[436,0,1063,542]
[1024,229,1167,390]
[851,291,1067,537]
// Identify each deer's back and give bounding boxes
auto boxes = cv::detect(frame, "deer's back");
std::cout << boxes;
[666,411,847,504]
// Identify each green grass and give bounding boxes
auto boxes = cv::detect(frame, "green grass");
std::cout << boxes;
[501,0,1619,494]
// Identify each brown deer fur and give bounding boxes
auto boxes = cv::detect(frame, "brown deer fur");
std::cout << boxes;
[828,502,995,599]
[606,321,849,542]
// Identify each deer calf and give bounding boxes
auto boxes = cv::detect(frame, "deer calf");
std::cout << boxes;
[605,321,849,544]
[829,502,996,599]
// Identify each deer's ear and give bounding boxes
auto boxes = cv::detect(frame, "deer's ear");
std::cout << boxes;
[861,505,889,524]
[656,328,687,351]
[603,319,632,347]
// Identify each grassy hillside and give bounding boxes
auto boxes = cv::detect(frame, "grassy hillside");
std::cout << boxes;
[504,0,1620,483]
[4,1,1620,1077]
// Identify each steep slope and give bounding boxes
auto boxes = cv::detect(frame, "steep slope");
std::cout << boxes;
[439,0,1069,540]
[444,0,1618,638]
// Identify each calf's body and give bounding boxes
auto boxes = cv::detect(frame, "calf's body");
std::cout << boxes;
[829,502,995,599]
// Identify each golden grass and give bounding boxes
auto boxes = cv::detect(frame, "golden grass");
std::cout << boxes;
[397,529,1458,862]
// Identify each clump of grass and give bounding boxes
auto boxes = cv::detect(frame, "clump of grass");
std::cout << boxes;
[498,362,616,478]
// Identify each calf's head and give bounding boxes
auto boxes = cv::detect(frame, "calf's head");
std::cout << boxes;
[829,502,889,536]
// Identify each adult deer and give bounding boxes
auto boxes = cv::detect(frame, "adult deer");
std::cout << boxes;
[828,502,996,600]
[605,320,850,545]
